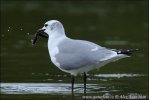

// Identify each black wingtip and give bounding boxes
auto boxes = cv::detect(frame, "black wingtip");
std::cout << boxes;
[117,48,141,55]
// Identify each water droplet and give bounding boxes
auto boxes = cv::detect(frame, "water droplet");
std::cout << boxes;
[45,73,49,76]
[27,33,30,35]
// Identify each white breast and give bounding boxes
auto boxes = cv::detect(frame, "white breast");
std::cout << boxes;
[50,47,61,67]
[47,35,66,68]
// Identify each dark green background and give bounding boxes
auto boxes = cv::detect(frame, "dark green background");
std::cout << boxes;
[0,0,148,100]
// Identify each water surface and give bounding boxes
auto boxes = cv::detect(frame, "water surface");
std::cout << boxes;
[1,0,148,100]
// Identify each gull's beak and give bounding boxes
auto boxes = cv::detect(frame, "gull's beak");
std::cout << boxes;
[32,29,49,45]
[36,29,48,38]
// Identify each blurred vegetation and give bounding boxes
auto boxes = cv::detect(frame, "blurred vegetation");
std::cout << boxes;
[0,0,148,86]
[0,0,148,99]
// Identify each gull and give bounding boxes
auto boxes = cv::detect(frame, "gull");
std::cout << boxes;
[32,20,139,94]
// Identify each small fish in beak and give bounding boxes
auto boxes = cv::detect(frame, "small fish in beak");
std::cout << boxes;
[32,29,48,45]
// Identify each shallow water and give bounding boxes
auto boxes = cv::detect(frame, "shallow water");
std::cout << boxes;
[0,0,148,100]
[1,83,102,94]
[1,74,148,99]
[1,74,146,94]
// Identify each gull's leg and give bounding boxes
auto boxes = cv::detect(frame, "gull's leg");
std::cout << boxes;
[71,75,75,94]
[84,72,86,95]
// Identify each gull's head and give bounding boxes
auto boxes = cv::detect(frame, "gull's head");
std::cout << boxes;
[42,20,65,36]
[32,20,65,45]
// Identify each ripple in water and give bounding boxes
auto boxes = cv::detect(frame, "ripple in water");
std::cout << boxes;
[1,83,106,94]
[0,74,147,95]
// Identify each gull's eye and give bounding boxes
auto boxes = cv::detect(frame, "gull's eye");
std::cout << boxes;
[44,24,48,27]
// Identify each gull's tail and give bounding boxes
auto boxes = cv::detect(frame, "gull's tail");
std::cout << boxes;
[114,49,140,55]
